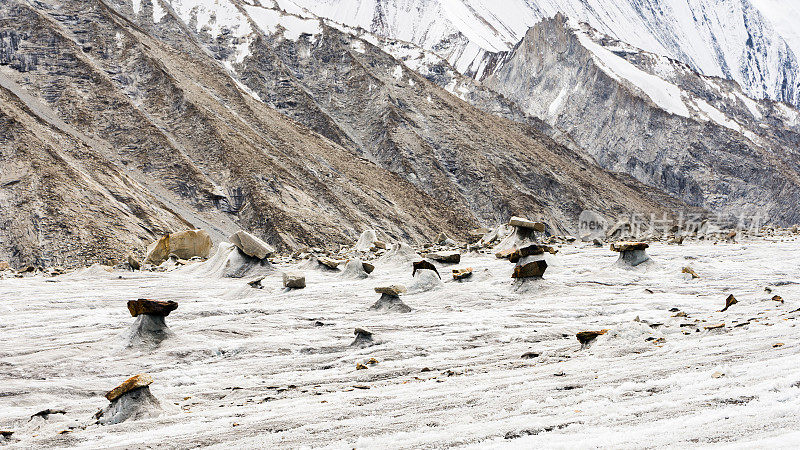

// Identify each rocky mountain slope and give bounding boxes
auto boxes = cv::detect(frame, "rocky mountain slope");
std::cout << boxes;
[267,3,800,224]
[285,0,800,107]
[483,16,800,224]
[0,0,684,267]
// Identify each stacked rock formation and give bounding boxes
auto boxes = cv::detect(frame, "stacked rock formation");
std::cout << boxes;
[509,244,555,279]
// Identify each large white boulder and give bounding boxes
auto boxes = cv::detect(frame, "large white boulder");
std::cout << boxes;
[229,230,275,260]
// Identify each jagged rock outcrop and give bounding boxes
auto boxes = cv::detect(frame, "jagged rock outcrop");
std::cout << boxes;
[484,16,800,225]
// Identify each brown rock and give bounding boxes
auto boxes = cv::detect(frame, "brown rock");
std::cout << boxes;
[356,363,368,370]
[772,295,784,303]
[105,374,154,402]
[127,253,141,271]
[509,244,556,263]
[412,260,440,279]
[576,329,608,345]
[283,272,306,289]
[426,251,461,264]
[721,294,738,312]
[374,285,406,296]
[705,323,725,330]
[495,248,516,259]
[610,242,649,252]
[0,261,10,271]
[127,299,178,317]
[362,262,375,274]
[452,267,473,280]
[169,230,212,260]
[145,230,212,265]
[145,235,170,265]
[508,217,546,232]
[682,266,699,278]
[373,241,387,250]
[512,260,548,278]
[318,257,342,269]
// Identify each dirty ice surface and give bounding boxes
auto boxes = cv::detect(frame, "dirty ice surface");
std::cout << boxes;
[2,238,800,448]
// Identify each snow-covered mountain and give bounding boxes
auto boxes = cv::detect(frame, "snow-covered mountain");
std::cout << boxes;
[281,0,800,107]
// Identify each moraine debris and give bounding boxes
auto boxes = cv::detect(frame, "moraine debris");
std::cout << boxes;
[721,294,738,312]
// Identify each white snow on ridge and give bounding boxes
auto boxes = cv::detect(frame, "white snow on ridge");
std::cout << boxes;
[152,0,167,23]
[244,5,322,41]
[166,0,253,62]
[574,27,690,118]
[285,0,800,106]
[750,0,800,62]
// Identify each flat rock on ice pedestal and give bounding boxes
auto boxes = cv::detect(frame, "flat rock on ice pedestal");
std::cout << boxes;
[351,328,374,347]
[229,230,274,260]
[610,242,649,252]
[426,251,461,264]
[97,374,161,425]
[508,244,556,263]
[508,217,546,232]
[127,299,178,317]
[611,242,651,267]
[106,374,154,401]
[374,285,407,297]
[370,293,412,313]
[576,329,608,346]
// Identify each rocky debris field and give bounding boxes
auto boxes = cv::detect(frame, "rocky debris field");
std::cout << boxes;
[2,233,800,448]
